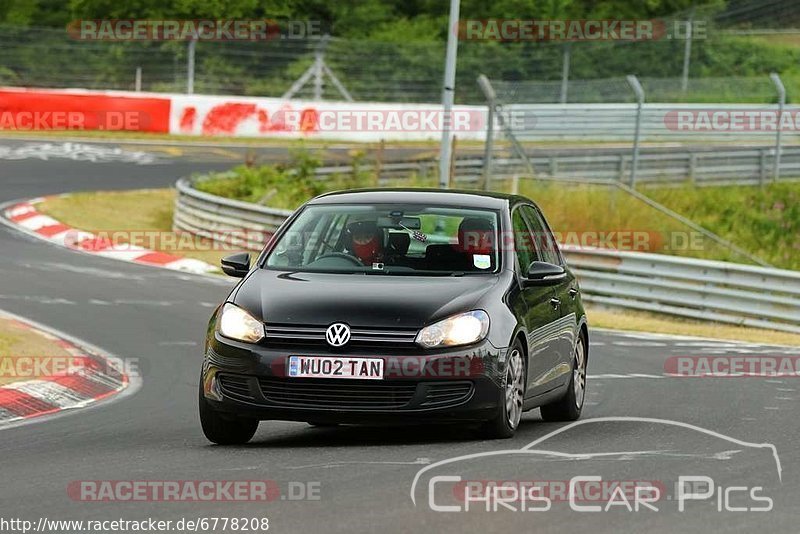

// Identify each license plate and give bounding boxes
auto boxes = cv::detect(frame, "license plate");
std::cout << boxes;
[287,356,384,380]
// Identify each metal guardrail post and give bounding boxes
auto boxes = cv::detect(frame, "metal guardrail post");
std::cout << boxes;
[560,43,571,104]
[770,72,786,182]
[626,75,645,187]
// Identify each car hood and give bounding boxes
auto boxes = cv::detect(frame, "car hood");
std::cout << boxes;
[233,268,502,328]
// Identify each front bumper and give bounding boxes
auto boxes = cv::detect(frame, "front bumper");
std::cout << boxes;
[201,332,508,424]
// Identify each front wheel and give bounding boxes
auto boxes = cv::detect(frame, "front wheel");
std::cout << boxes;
[540,334,587,422]
[479,340,526,439]
[199,382,258,445]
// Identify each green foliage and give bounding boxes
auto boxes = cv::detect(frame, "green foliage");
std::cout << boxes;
[194,149,378,209]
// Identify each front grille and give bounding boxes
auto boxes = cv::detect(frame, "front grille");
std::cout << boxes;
[420,382,474,407]
[258,377,417,409]
[264,323,419,348]
[218,374,255,400]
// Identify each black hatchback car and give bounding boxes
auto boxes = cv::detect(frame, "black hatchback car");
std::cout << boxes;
[200,189,588,443]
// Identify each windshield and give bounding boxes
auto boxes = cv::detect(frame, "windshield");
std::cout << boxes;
[264,203,500,275]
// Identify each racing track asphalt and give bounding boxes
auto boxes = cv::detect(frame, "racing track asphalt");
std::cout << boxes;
[0,141,799,533]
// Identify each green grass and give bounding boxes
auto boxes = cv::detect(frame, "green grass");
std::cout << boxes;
[37,189,230,268]
[647,182,800,270]
[517,180,742,262]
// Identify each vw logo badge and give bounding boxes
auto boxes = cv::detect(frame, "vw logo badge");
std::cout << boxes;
[325,323,351,347]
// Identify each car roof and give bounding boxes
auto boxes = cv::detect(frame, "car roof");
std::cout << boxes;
[307,188,532,210]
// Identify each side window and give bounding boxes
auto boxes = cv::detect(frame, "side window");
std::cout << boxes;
[512,208,538,271]
[521,205,562,266]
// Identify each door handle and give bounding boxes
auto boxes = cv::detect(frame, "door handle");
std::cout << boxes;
[569,287,578,299]
[549,297,561,309]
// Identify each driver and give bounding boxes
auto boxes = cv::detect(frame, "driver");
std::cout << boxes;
[346,220,384,265]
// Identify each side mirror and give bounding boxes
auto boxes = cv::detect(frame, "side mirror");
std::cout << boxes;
[221,252,251,278]
[524,261,566,286]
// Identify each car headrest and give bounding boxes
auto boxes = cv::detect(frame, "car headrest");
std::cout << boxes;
[388,232,411,255]
[457,217,494,253]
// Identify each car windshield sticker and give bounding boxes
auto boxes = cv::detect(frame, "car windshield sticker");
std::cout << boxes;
[473,254,491,269]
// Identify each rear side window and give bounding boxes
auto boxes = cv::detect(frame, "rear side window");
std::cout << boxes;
[521,205,562,266]
[512,209,537,270]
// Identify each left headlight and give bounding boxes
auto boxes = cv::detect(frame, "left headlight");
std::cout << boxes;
[415,310,490,349]
[218,303,265,343]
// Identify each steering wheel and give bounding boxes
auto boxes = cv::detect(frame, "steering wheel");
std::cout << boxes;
[307,252,364,268]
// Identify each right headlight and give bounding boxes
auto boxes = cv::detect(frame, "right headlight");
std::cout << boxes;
[415,310,490,349]
[218,303,264,343]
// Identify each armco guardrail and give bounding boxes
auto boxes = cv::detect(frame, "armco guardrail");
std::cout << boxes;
[174,177,293,250]
[230,145,800,188]
[564,246,800,334]
[174,177,800,334]
[504,103,800,143]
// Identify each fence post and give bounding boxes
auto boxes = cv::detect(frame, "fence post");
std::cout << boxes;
[135,67,142,92]
[626,75,645,187]
[478,75,496,191]
[374,139,384,184]
[438,0,461,189]
[770,72,786,182]
[681,9,694,93]
[477,74,536,178]
[186,37,196,95]
[313,41,325,100]
[449,135,458,185]
[560,43,571,104]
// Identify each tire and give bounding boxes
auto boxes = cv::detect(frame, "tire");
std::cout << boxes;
[199,381,258,445]
[479,339,526,439]
[540,333,587,422]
